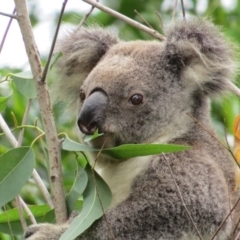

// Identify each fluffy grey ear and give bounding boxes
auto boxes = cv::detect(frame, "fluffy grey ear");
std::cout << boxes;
[51,27,119,110]
[163,17,237,96]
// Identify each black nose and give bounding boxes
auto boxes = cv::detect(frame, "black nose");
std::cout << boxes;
[78,90,108,135]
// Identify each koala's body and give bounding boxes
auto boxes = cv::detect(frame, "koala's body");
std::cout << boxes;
[25,18,239,240]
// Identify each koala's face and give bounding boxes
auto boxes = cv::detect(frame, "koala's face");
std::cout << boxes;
[55,20,235,149]
[77,41,192,148]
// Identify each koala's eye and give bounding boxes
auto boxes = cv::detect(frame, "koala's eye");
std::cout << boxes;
[79,90,86,101]
[130,94,143,105]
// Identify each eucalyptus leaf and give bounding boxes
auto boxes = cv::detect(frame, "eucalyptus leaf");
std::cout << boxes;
[66,164,88,214]
[0,147,35,208]
[62,137,190,160]
[9,71,37,99]
[62,137,98,152]
[60,164,112,240]
[84,129,104,142]
[0,205,53,235]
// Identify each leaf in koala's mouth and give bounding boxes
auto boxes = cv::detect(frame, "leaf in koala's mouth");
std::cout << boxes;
[62,136,190,160]
[83,129,104,142]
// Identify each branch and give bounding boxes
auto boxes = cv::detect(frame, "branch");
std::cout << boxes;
[82,0,166,41]
[41,0,68,83]
[0,11,17,19]
[77,0,99,29]
[0,8,16,54]
[14,0,67,223]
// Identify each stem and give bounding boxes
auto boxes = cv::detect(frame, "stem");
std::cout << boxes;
[82,0,165,41]
[14,0,67,223]
[41,0,68,83]
[0,8,16,54]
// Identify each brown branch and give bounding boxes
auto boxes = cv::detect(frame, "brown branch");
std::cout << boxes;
[211,196,240,240]
[134,10,153,29]
[187,113,240,169]
[0,11,17,19]
[180,0,186,20]
[41,0,68,83]
[162,153,203,240]
[77,0,99,29]
[14,0,67,223]
[82,0,166,41]
[172,0,178,21]
[0,8,16,54]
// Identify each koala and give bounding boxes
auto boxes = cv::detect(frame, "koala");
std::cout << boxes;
[25,17,239,240]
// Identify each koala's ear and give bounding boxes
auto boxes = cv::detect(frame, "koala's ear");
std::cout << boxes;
[51,27,119,110]
[163,17,237,96]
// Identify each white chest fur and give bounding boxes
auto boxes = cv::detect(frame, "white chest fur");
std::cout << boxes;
[97,155,152,209]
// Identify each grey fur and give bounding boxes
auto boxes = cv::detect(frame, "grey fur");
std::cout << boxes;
[25,17,239,240]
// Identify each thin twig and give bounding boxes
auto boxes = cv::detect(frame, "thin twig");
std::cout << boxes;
[154,11,164,30]
[17,99,32,145]
[0,8,16,54]
[187,113,240,169]
[83,0,165,41]
[14,0,67,223]
[172,0,178,21]
[210,196,240,240]
[0,11,17,19]
[41,0,68,83]
[19,197,37,224]
[134,10,153,29]
[187,113,228,149]
[180,0,186,20]
[162,153,203,240]
[77,0,99,29]
[16,196,27,230]
[227,81,240,98]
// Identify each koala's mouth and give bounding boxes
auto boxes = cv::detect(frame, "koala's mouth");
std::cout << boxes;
[86,132,117,149]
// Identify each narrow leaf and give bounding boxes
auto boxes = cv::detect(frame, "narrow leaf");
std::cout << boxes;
[66,164,88,214]
[84,129,104,142]
[62,137,190,160]
[9,71,37,99]
[0,205,53,235]
[102,144,190,159]
[62,137,98,152]
[60,164,112,240]
[0,147,35,208]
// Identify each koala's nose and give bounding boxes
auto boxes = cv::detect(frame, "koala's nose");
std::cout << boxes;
[78,90,108,135]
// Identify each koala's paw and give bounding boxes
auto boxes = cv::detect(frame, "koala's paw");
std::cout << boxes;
[24,223,67,240]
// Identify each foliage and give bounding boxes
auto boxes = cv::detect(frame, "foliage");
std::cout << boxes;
[0,0,239,240]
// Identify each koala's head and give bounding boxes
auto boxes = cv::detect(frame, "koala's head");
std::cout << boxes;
[53,18,236,148]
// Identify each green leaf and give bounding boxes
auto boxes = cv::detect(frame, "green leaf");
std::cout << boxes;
[60,164,112,240]
[0,205,53,235]
[9,71,37,99]
[84,129,104,142]
[0,147,35,208]
[102,144,190,159]
[0,93,12,112]
[62,137,98,152]
[66,164,88,215]
[50,52,63,70]
[62,137,190,160]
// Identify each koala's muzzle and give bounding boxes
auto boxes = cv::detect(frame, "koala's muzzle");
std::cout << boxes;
[78,90,108,135]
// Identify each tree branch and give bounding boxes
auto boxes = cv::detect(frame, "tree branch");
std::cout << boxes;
[82,0,166,41]
[13,0,67,223]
